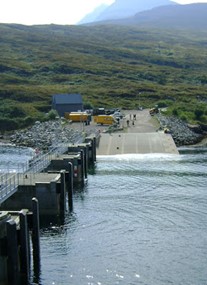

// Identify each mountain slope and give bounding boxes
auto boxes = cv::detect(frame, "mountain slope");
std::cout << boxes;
[78,4,108,24]
[121,3,207,29]
[79,0,177,24]
[90,3,207,30]
[0,23,207,130]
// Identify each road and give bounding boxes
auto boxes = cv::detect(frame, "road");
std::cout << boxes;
[117,109,159,133]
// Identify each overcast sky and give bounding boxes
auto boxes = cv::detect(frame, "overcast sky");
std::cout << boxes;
[0,0,206,25]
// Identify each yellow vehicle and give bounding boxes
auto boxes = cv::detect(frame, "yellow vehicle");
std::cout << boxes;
[65,112,89,122]
[93,115,117,125]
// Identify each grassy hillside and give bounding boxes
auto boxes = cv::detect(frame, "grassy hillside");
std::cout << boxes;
[0,23,207,130]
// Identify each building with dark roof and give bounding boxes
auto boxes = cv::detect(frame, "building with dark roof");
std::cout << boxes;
[52,93,83,116]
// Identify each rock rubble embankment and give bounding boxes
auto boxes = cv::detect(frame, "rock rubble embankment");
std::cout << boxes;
[9,120,84,151]
[5,114,207,150]
[157,114,205,146]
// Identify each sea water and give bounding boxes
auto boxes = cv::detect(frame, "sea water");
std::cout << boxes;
[1,145,207,285]
[39,148,207,285]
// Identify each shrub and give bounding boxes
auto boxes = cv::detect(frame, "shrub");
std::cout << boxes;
[157,100,173,108]
[45,109,59,120]
[84,102,93,110]
[172,108,178,116]
[194,109,204,120]
[0,117,19,131]
[23,116,35,127]
[180,114,187,121]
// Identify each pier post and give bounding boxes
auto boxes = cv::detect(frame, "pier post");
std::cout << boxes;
[80,149,85,185]
[32,198,40,278]
[6,219,19,285]
[83,145,88,179]
[0,212,8,284]
[68,162,73,212]
[19,210,30,284]
[60,170,66,216]
[93,137,97,162]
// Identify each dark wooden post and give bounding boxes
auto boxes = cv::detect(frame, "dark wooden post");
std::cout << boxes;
[32,198,40,279]
[93,137,97,162]
[6,219,19,285]
[60,170,66,216]
[84,146,88,179]
[19,210,30,284]
[68,162,73,212]
[80,149,85,185]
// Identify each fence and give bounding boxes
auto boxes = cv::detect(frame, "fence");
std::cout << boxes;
[0,137,83,205]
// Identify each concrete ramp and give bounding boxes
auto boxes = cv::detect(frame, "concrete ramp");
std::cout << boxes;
[96,132,179,155]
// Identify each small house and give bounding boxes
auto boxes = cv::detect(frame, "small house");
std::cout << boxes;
[52,93,83,116]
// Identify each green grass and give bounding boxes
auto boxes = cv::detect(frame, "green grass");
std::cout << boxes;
[0,23,207,130]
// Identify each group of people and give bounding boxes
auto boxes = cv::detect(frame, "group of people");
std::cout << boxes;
[126,114,136,127]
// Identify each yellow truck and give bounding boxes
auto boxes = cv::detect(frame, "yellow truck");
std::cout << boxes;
[93,115,117,125]
[65,112,90,122]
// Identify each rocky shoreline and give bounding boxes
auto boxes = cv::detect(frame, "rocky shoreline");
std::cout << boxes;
[1,115,207,150]
[157,114,206,147]
[8,120,85,151]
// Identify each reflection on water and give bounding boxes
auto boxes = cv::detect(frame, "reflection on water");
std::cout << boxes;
[39,147,207,285]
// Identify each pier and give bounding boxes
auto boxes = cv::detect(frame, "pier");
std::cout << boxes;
[0,109,179,284]
[0,135,97,285]
[0,199,40,285]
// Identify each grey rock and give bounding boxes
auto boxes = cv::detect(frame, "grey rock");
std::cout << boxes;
[9,120,84,151]
[157,114,203,146]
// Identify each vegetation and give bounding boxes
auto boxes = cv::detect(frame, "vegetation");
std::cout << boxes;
[0,23,207,131]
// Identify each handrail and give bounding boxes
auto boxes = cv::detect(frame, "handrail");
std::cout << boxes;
[0,129,99,205]
[0,135,84,204]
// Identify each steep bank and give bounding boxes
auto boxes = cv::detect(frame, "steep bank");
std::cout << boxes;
[157,114,205,146]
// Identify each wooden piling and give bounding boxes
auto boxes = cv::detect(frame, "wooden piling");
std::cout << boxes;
[80,149,85,185]
[6,219,19,285]
[32,198,40,278]
[93,137,97,162]
[60,170,66,216]
[83,145,88,179]
[19,210,30,284]
[68,162,73,212]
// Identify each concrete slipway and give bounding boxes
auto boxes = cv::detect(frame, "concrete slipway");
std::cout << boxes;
[95,110,179,155]
[96,132,179,155]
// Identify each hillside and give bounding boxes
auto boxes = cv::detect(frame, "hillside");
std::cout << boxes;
[79,0,176,24]
[114,3,207,29]
[0,23,207,130]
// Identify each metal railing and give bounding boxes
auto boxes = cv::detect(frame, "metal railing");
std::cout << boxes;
[0,138,83,205]
[0,129,99,204]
